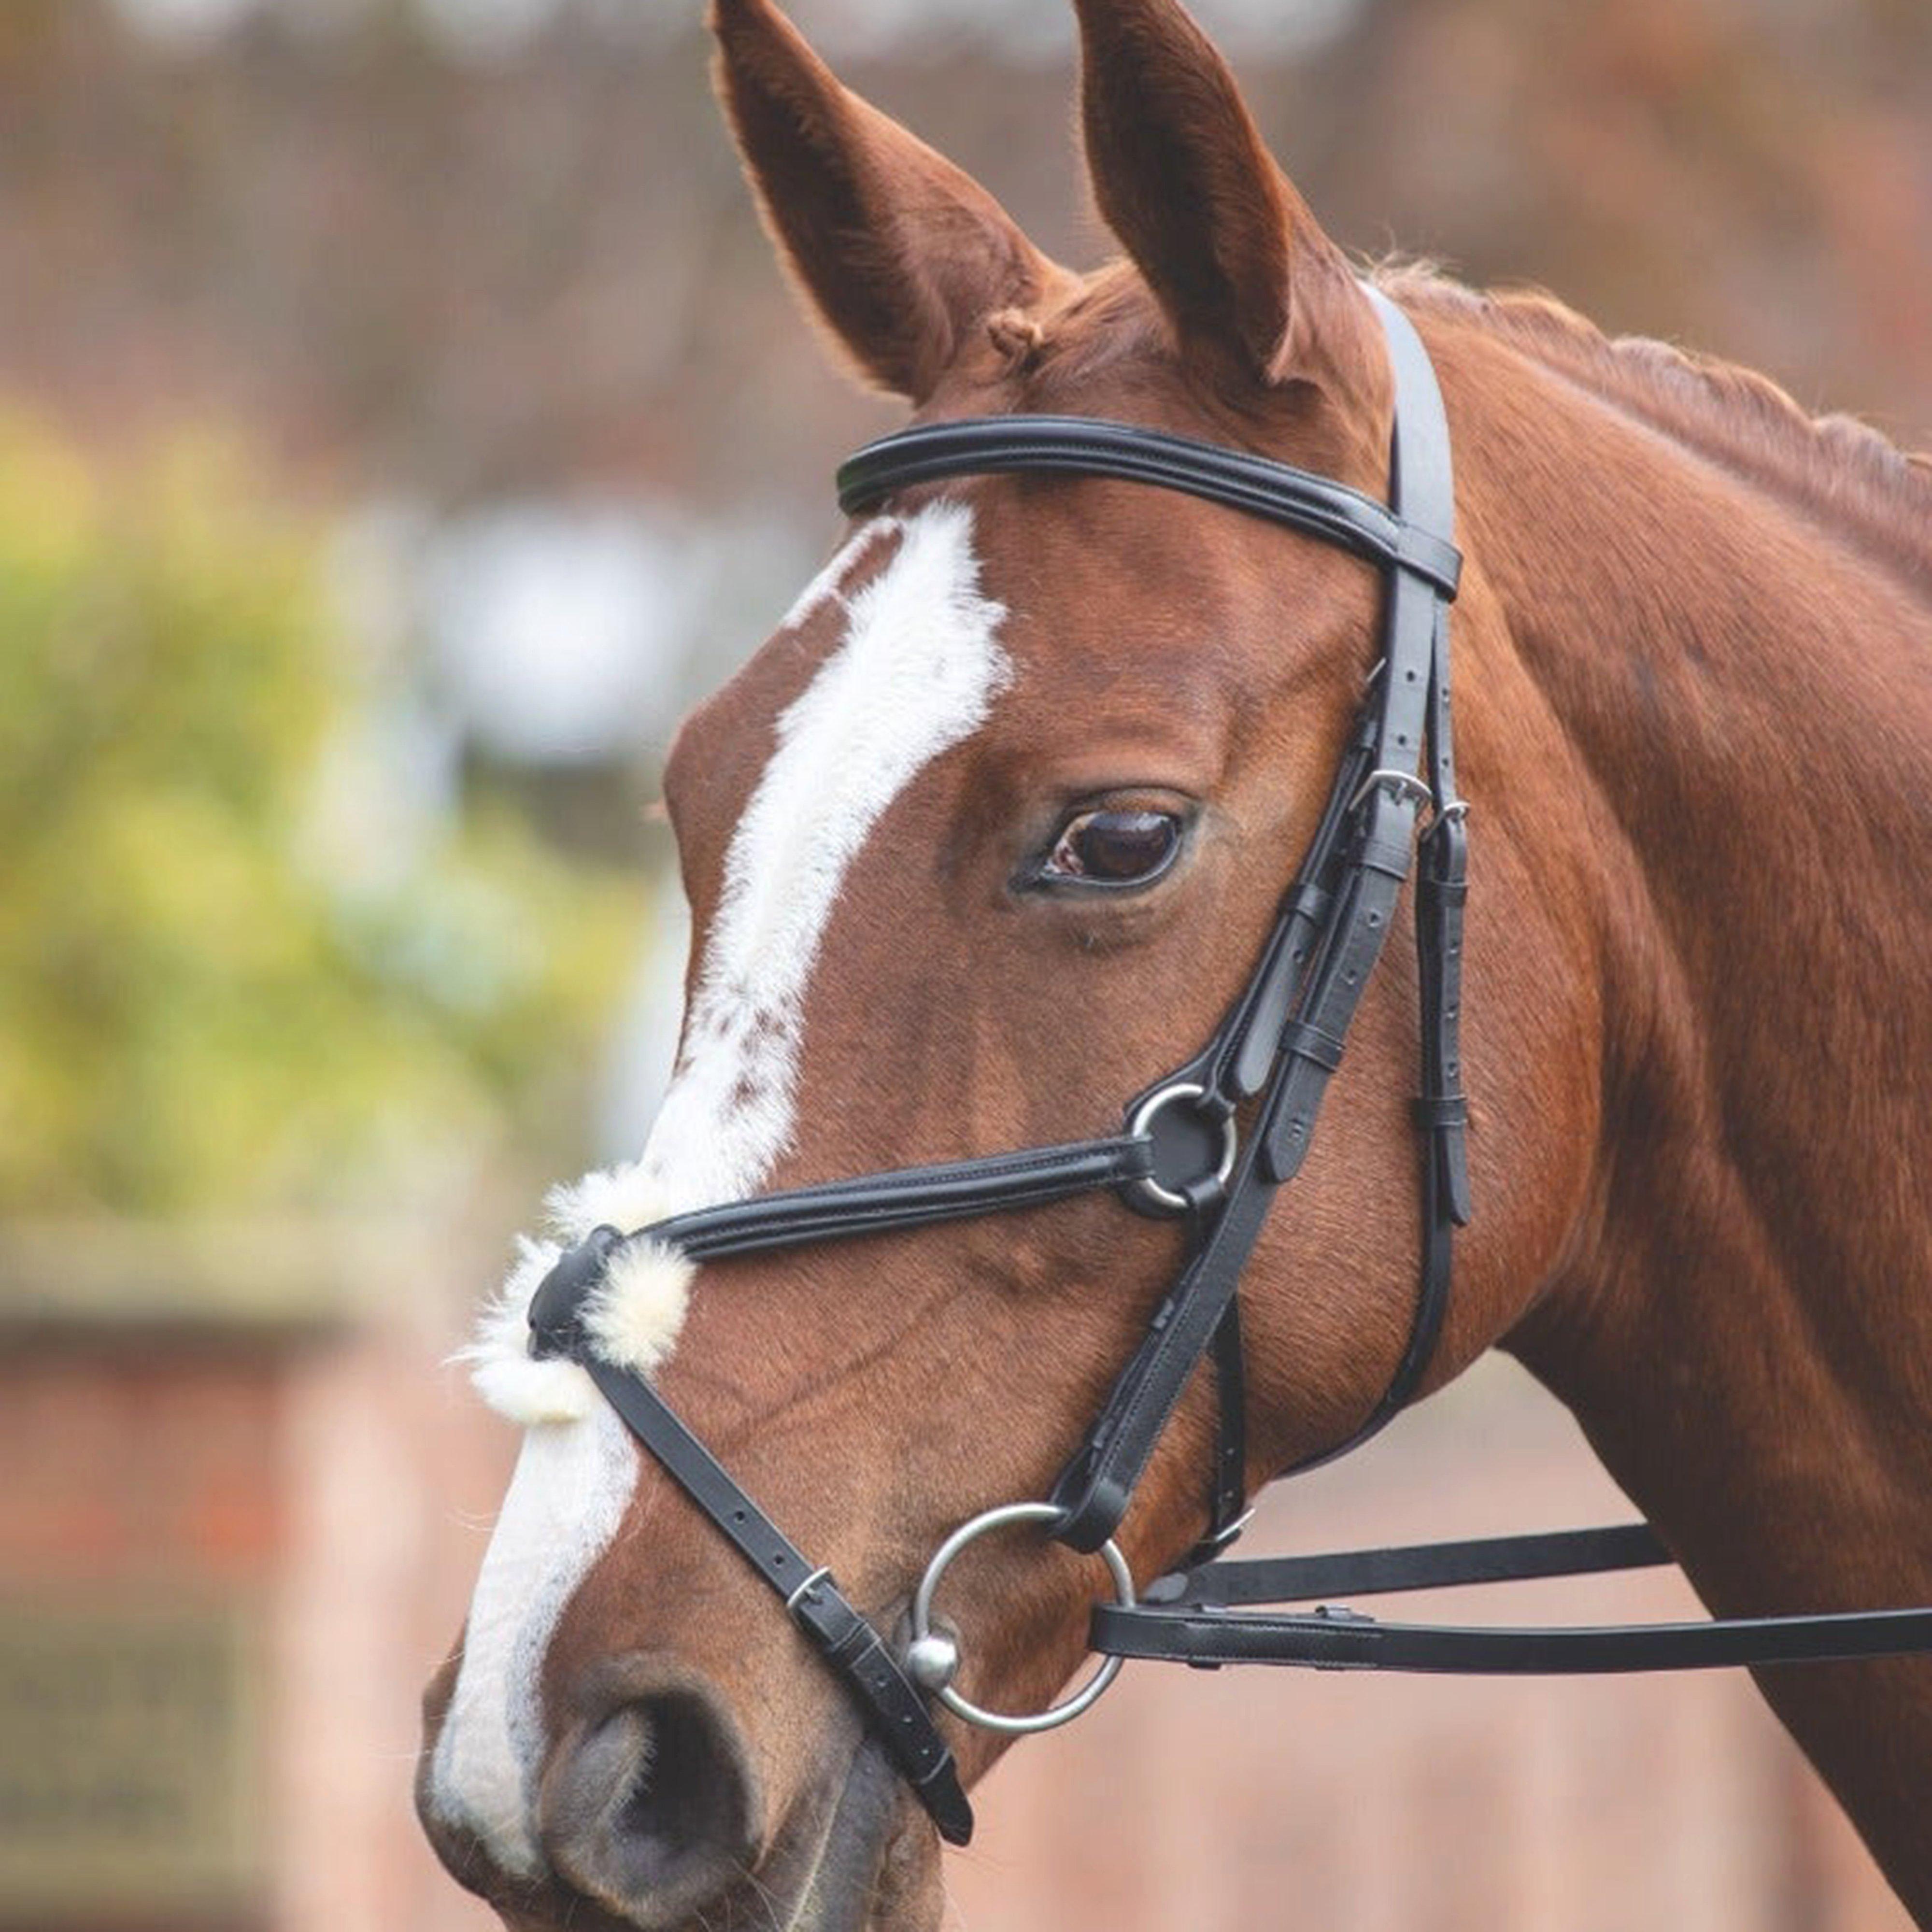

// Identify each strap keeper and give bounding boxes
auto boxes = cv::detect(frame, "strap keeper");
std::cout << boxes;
[1279,1018,1346,1074]
[1285,880,1332,926]
[790,1581,872,1671]
[1394,525,1463,597]
[1412,1094,1469,1132]
[1358,832,1416,881]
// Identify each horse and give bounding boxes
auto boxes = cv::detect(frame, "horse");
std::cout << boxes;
[415,0,1932,1926]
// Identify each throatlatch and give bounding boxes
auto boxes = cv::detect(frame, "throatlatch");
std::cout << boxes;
[525,284,1932,1849]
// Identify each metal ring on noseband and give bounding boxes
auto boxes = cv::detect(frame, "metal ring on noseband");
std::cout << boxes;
[1124,1080,1239,1215]
[908,1501,1136,1735]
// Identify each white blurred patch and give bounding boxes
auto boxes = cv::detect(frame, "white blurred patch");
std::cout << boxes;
[421,504,701,765]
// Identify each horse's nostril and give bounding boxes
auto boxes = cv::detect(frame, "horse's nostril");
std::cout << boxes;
[541,1679,758,1929]
[613,1692,748,1885]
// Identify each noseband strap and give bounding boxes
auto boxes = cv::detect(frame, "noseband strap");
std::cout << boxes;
[625,1133,1154,1261]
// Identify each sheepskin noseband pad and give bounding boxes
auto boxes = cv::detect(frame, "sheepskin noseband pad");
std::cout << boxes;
[527,1223,625,1362]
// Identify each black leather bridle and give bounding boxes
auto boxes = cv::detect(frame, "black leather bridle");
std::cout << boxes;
[526,288,1932,1850]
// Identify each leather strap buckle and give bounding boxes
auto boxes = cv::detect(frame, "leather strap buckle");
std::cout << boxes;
[1185,1505,1257,1567]
[782,1565,836,1620]
[1347,767,1433,820]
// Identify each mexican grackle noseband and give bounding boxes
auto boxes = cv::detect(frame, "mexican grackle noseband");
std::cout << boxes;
[525,287,1932,1849]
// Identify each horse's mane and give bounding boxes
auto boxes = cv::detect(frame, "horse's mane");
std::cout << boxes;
[1027,256,1931,591]
[1380,263,1932,592]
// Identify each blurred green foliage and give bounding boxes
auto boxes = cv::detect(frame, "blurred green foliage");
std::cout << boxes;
[0,411,645,1220]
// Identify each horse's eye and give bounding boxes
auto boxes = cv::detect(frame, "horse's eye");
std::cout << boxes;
[1042,809,1182,888]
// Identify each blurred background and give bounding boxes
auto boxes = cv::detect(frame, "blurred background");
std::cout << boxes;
[2,0,1927,1928]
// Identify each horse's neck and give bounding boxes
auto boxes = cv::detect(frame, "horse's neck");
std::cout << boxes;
[1455,318,1932,1904]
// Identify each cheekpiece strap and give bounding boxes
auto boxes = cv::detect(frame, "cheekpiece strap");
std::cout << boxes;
[1045,289,1465,1550]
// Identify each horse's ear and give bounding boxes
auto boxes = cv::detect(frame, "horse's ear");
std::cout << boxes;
[711,0,1054,401]
[1072,0,1377,396]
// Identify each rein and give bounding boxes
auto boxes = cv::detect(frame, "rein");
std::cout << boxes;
[524,288,1932,1850]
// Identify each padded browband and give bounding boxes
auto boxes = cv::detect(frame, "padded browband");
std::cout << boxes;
[838,414,1463,598]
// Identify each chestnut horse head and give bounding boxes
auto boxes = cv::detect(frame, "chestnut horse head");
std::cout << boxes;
[419,0,1932,1925]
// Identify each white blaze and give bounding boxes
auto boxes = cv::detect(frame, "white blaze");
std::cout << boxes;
[429,501,1010,1875]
